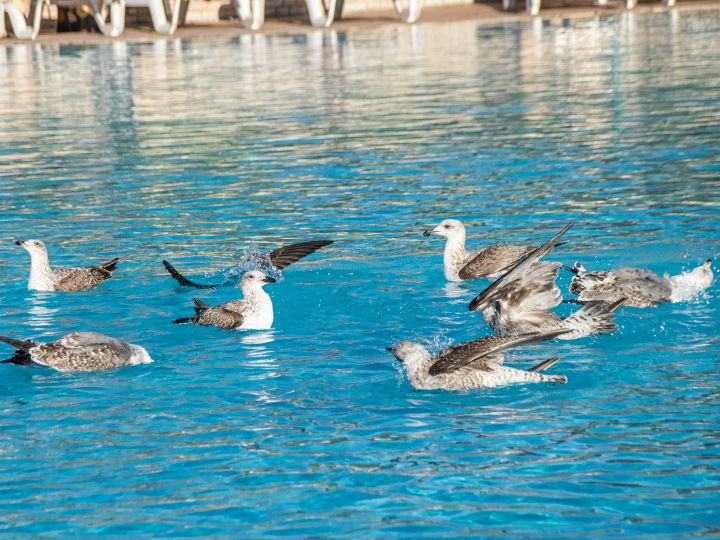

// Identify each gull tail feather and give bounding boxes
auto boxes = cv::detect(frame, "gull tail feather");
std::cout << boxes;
[557,298,626,340]
[0,336,37,352]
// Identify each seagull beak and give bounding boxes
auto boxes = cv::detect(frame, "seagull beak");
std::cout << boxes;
[262,277,277,284]
[15,240,23,246]
[385,347,393,352]
[423,229,436,237]
[562,265,577,274]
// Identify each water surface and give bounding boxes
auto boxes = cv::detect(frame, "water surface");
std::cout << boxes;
[1,10,720,538]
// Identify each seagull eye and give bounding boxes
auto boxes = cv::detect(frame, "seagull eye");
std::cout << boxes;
[34,242,40,246]
[444,225,450,229]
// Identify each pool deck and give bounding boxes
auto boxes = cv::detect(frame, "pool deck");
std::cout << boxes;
[1,0,718,46]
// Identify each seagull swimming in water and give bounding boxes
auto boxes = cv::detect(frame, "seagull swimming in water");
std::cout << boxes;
[387,329,570,390]
[468,224,624,340]
[566,259,713,307]
[0,332,151,372]
[15,239,120,292]
[162,240,333,290]
[173,270,277,330]
[423,219,565,282]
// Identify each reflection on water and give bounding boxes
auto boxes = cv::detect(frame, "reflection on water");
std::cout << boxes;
[25,292,60,331]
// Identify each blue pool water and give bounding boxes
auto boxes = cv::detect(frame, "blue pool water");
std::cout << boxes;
[1,9,720,538]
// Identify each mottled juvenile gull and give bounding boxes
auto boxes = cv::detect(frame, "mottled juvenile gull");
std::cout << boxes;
[16,239,121,292]
[173,270,276,330]
[467,227,624,340]
[0,332,151,372]
[566,259,713,307]
[387,329,570,390]
[162,239,333,290]
[422,219,566,282]
[467,222,573,311]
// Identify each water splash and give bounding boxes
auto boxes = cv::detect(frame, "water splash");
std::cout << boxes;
[221,243,283,285]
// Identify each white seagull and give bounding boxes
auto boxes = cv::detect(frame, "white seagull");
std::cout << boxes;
[173,270,276,330]
[16,239,120,292]
[423,219,566,282]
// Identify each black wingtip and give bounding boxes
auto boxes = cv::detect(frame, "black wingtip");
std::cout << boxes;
[163,259,217,290]
[172,317,193,324]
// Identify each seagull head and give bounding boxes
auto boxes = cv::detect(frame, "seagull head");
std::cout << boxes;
[386,341,430,369]
[15,239,48,258]
[563,262,587,275]
[241,270,276,291]
[423,219,465,240]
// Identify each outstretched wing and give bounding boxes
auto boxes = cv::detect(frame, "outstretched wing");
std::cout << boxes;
[494,262,562,312]
[162,260,218,290]
[469,223,572,312]
[268,240,333,270]
[459,244,536,280]
[429,329,570,376]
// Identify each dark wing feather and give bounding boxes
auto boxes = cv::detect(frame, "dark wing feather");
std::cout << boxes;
[162,260,217,290]
[469,223,572,311]
[429,329,570,376]
[0,335,38,352]
[268,240,333,270]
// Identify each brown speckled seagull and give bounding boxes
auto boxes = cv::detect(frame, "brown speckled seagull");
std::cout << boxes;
[422,219,565,282]
[173,270,276,330]
[468,225,624,340]
[15,239,120,292]
[0,332,151,372]
[566,259,713,307]
[387,329,571,390]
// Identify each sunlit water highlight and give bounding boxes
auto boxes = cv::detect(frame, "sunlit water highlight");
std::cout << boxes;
[1,10,720,538]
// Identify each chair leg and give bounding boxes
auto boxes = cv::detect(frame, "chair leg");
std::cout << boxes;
[393,0,420,23]
[3,0,45,39]
[0,2,6,38]
[306,0,336,27]
[146,0,179,33]
[233,0,263,29]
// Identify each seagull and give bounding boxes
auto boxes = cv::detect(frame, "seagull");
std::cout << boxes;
[467,225,624,340]
[162,239,333,290]
[387,329,571,390]
[422,219,565,282]
[566,259,713,307]
[0,332,151,372]
[15,239,120,292]
[173,270,276,330]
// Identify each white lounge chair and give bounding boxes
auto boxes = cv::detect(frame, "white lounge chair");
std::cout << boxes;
[232,0,336,30]
[0,0,179,39]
